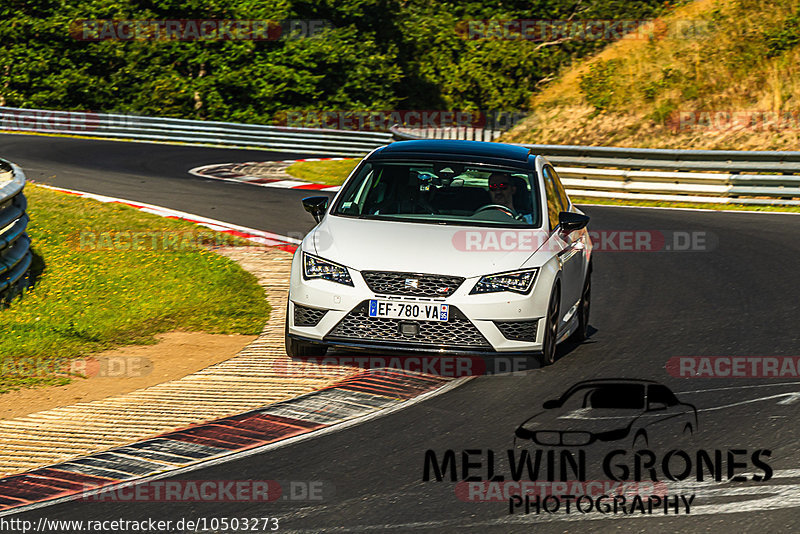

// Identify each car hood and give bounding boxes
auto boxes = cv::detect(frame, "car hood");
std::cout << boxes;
[309,215,549,277]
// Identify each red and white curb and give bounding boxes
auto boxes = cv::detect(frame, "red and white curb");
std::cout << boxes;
[0,370,463,515]
[3,183,471,514]
[33,183,301,253]
[189,158,346,192]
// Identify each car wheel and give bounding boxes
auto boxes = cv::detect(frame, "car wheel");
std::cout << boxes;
[538,285,560,366]
[570,272,591,342]
[285,305,328,358]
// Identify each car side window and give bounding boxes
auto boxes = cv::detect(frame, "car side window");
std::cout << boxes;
[647,385,679,407]
[548,165,571,212]
[339,167,375,215]
[542,166,561,231]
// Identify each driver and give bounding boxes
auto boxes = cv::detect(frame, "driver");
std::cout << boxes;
[488,173,533,223]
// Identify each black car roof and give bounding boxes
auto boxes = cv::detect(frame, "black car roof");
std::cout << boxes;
[369,140,535,168]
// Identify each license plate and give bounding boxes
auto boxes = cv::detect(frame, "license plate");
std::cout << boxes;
[368,300,449,322]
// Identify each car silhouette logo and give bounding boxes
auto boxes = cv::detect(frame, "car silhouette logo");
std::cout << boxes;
[405,278,420,289]
[514,379,698,449]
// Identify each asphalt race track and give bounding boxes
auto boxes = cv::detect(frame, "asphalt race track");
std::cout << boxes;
[3,133,800,532]
[0,133,330,238]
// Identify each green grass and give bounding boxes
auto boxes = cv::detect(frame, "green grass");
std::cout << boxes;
[285,159,357,186]
[0,185,270,393]
[285,159,800,213]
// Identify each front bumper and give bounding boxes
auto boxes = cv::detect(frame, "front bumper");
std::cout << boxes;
[287,333,545,356]
[288,252,552,354]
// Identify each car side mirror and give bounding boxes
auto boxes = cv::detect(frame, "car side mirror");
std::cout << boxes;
[302,196,329,223]
[648,402,667,412]
[558,211,590,234]
[542,399,561,409]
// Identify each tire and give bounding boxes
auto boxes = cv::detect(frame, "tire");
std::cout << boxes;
[285,305,328,358]
[538,285,560,366]
[570,272,591,342]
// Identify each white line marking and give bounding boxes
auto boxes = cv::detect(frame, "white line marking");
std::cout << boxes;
[777,393,800,405]
[276,479,800,532]
[676,381,800,395]
[255,179,313,188]
[697,392,800,412]
[188,159,349,191]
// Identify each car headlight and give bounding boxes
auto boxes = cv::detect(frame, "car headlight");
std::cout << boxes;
[303,252,353,286]
[470,268,537,295]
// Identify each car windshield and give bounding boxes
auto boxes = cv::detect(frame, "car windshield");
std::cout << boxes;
[331,161,541,227]
[560,384,646,410]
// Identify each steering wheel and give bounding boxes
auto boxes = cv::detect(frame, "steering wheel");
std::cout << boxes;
[473,204,515,218]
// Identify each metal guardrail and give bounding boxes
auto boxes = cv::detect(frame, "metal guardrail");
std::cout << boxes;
[0,159,32,304]
[519,144,800,173]
[390,126,504,143]
[3,107,799,205]
[0,106,392,157]
[390,125,800,206]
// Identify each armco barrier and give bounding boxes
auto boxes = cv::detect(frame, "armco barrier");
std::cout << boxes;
[0,106,392,157]
[390,125,800,206]
[0,159,32,303]
[3,106,799,205]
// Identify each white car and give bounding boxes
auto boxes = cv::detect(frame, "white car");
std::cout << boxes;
[285,140,592,365]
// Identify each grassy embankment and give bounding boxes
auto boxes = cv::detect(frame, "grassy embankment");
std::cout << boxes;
[0,185,269,393]
[502,0,800,151]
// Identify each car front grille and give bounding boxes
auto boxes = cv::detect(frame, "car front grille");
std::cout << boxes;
[534,431,592,446]
[294,304,327,327]
[361,271,464,298]
[494,320,538,342]
[326,301,490,348]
